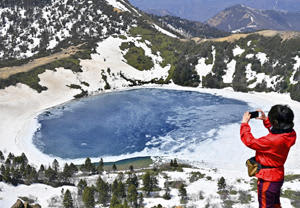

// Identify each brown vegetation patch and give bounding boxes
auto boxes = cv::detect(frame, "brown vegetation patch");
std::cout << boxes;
[0,45,82,79]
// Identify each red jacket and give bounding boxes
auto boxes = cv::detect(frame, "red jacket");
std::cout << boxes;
[240,118,296,181]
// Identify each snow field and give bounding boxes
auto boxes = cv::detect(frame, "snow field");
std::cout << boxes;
[2,165,296,207]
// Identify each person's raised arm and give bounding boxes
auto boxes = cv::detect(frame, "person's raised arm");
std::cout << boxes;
[240,112,271,151]
[256,109,272,132]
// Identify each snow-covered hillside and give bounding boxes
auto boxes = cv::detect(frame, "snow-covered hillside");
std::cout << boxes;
[0,0,137,60]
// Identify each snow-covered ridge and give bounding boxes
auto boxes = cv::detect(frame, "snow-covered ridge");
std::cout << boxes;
[0,0,134,60]
[105,0,130,12]
[152,24,177,38]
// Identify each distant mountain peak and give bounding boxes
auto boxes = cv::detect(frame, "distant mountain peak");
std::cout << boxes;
[144,8,174,16]
[206,4,300,33]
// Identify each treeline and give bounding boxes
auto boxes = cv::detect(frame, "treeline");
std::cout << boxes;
[0,150,191,208]
[0,151,106,187]
[171,33,300,101]
[64,158,188,208]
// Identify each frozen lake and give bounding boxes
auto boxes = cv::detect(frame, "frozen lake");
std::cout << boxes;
[33,88,249,159]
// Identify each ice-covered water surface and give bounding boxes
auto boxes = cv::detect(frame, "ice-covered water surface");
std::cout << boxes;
[33,88,249,159]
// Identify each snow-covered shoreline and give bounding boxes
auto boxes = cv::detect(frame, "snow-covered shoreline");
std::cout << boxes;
[0,36,299,174]
[1,82,300,174]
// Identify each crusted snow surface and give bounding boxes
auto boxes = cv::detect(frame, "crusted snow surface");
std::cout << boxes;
[246,64,281,89]
[256,52,268,65]
[289,55,300,85]
[47,39,59,50]
[78,36,171,93]
[222,59,236,83]
[233,45,245,57]
[152,24,177,38]
[0,182,77,208]
[195,47,216,86]
[246,54,255,59]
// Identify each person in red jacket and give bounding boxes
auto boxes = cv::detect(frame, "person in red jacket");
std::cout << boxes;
[241,105,296,208]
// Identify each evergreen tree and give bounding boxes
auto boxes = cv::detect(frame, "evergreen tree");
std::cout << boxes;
[0,151,4,161]
[21,153,28,166]
[138,193,144,208]
[162,184,171,200]
[8,153,14,160]
[5,158,11,166]
[179,184,187,197]
[129,165,134,172]
[38,164,45,172]
[112,179,118,195]
[142,171,151,195]
[112,163,117,172]
[170,160,174,167]
[1,165,5,175]
[117,181,126,198]
[63,189,74,208]
[52,159,59,172]
[10,167,19,185]
[97,158,104,173]
[82,186,95,208]
[142,171,158,196]
[96,176,110,205]
[69,163,78,174]
[38,164,45,181]
[126,173,139,188]
[62,163,75,180]
[127,184,138,208]
[3,166,11,183]
[123,199,130,208]
[77,179,87,196]
[19,163,25,175]
[82,157,95,174]
[218,177,226,190]
[173,159,178,167]
[110,194,121,208]
[45,166,57,183]
[178,184,187,204]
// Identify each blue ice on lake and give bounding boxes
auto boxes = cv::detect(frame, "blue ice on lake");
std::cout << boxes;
[33,88,249,159]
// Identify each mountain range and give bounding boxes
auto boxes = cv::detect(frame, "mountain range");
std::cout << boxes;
[207,4,300,33]
[129,0,300,21]
[148,14,230,39]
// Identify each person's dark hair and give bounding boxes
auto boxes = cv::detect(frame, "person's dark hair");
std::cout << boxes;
[268,105,294,130]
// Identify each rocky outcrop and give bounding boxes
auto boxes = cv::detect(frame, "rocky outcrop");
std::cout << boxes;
[11,199,41,208]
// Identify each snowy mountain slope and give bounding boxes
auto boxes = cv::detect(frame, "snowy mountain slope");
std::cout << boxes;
[0,0,300,103]
[207,4,300,33]
[148,14,230,39]
[0,0,138,61]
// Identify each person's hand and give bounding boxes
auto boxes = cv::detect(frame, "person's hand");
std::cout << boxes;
[242,112,251,124]
[256,109,267,120]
